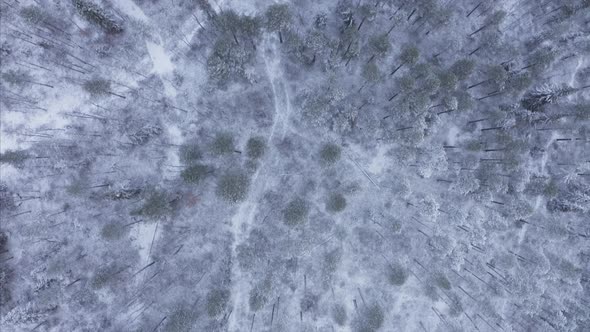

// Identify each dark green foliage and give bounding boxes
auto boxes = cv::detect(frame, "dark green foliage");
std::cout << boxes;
[300,293,319,312]
[388,263,407,286]
[0,150,29,167]
[73,0,123,34]
[19,6,46,24]
[450,59,475,80]
[319,143,341,165]
[83,78,111,96]
[2,70,31,86]
[211,133,235,155]
[207,35,255,85]
[326,193,346,213]
[265,4,292,32]
[332,304,347,326]
[132,191,174,218]
[362,62,380,82]
[283,197,309,226]
[352,303,384,332]
[91,265,118,289]
[340,25,360,61]
[216,171,250,203]
[206,288,230,317]
[434,273,451,290]
[520,84,576,112]
[180,164,209,184]
[164,307,198,332]
[323,248,342,272]
[100,223,126,240]
[368,34,390,57]
[179,144,202,164]
[438,71,458,91]
[248,281,270,311]
[400,45,420,65]
[246,137,266,159]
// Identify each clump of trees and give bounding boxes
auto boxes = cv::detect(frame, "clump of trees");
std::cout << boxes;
[211,133,235,155]
[319,143,341,165]
[164,307,199,332]
[132,191,176,218]
[283,197,309,226]
[326,193,347,212]
[216,171,250,203]
[206,288,230,317]
[181,164,210,184]
[0,150,29,168]
[387,263,407,286]
[352,303,384,332]
[246,136,266,159]
[73,0,123,34]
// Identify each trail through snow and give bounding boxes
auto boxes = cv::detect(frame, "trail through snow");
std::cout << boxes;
[227,35,292,331]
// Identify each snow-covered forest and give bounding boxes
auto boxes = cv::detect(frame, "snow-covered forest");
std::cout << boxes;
[0,0,589,331]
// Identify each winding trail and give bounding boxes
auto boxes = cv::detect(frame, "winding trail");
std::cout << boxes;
[227,34,291,331]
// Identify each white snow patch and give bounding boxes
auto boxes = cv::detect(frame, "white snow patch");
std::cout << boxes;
[146,40,177,98]
[113,0,149,22]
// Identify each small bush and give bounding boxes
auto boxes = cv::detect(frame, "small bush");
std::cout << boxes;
[211,133,235,155]
[0,150,29,167]
[83,78,111,96]
[283,197,309,226]
[206,288,230,317]
[164,307,198,332]
[179,144,202,163]
[73,0,123,34]
[216,171,250,203]
[180,164,209,184]
[246,137,266,159]
[388,263,407,286]
[248,282,269,311]
[319,143,341,165]
[300,293,319,313]
[353,303,384,332]
[132,191,173,218]
[100,223,126,240]
[332,304,347,326]
[326,193,346,213]
[434,273,451,290]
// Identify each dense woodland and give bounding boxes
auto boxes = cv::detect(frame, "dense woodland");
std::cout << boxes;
[0,0,589,331]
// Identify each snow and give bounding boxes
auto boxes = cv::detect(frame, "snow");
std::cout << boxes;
[113,0,149,22]
[145,40,177,98]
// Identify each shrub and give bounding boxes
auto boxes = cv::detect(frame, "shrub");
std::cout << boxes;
[326,193,346,213]
[450,59,475,80]
[132,191,174,218]
[73,0,123,34]
[283,197,309,226]
[164,307,198,332]
[0,150,29,167]
[248,282,270,311]
[332,304,347,326]
[206,288,230,317]
[211,133,235,155]
[352,303,384,332]
[216,171,250,203]
[434,273,451,290]
[100,223,126,240]
[319,143,341,165]
[180,164,209,184]
[83,78,111,96]
[388,263,407,286]
[300,293,319,312]
[246,137,266,159]
[179,144,202,163]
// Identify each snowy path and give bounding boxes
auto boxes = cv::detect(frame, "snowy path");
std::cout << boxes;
[227,35,291,331]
